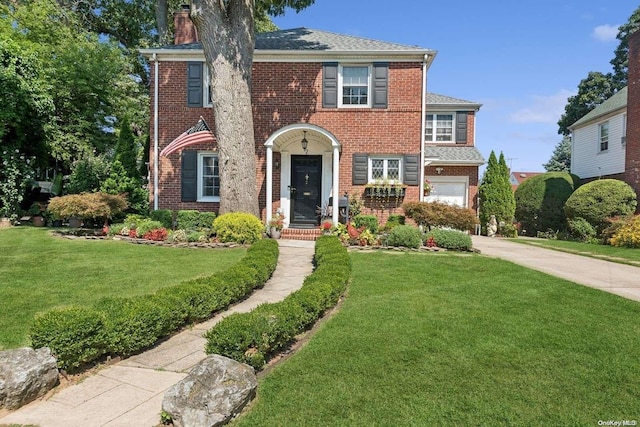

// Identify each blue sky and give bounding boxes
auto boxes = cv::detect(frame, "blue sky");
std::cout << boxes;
[273,1,637,173]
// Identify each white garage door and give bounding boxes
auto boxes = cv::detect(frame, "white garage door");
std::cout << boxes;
[426,181,466,207]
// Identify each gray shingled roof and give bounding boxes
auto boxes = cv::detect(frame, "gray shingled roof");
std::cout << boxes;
[570,86,627,129]
[425,146,485,165]
[427,93,481,109]
[155,27,433,53]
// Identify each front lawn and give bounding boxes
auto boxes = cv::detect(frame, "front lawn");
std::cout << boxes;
[234,251,640,425]
[514,237,640,265]
[0,227,245,349]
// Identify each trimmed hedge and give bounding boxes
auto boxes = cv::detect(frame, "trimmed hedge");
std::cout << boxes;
[213,212,263,244]
[352,214,379,234]
[31,307,107,370]
[150,209,173,229]
[425,229,473,251]
[385,225,423,249]
[204,236,351,370]
[564,179,637,235]
[514,172,580,236]
[30,239,279,371]
[403,201,478,232]
[176,210,217,230]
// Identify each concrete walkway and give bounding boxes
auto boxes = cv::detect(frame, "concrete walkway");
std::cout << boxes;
[0,240,315,427]
[472,236,640,302]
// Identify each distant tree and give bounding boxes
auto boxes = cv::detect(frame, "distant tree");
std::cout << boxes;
[478,151,515,232]
[557,72,616,136]
[610,6,640,90]
[544,136,571,172]
[115,118,140,181]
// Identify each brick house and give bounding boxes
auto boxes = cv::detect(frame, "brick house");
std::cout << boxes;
[141,9,484,228]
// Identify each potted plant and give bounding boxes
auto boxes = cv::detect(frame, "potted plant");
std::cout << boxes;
[28,202,46,227]
[424,179,432,196]
[268,212,285,239]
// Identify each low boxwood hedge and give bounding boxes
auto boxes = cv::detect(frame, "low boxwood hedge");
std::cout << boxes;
[204,236,351,370]
[30,239,279,371]
[425,228,472,251]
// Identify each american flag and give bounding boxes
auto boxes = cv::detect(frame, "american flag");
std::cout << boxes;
[160,117,214,157]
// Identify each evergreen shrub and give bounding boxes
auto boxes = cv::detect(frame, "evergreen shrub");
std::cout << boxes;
[425,229,472,251]
[514,172,580,236]
[213,212,263,244]
[610,215,640,248]
[385,225,422,248]
[352,214,378,234]
[150,209,173,229]
[564,179,637,234]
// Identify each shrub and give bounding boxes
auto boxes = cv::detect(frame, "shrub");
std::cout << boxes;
[564,179,637,235]
[47,192,128,222]
[30,307,107,371]
[143,228,168,241]
[168,229,188,243]
[610,215,640,248]
[107,223,126,236]
[66,155,111,194]
[352,214,378,234]
[176,210,216,230]
[403,201,478,231]
[136,219,164,237]
[425,229,472,251]
[478,151,515,229]
[514,172,580,236]
[499,223,518,238]
[205,236,349,370]
[150,209,173,229]
[601,216,630,245]
[156,282,223,323]
[96,296,180,357]
[567,217,598,243]
[213,212,263,244]
[385,225,422,249]
[383,214,405,231]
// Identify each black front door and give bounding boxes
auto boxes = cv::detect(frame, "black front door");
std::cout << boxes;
[290,155,322,225]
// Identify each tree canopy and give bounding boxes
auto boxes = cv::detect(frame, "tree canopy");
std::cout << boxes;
[557,6,640,135]
[544,136,571,172]
[478,151,515,232]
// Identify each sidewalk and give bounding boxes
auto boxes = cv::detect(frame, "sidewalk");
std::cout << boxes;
[472,236,640,302]
[0,239,315,427]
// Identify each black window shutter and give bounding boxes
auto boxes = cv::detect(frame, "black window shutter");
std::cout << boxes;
[181,150,197,202]
[187,62,203,107]
[403,154,420,186]
[352,153,369,185]
[372,63,388,109]
[456,111,468,143]
[323,63,338,108]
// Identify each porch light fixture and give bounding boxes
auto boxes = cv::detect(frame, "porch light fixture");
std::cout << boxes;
[301,130,308,153]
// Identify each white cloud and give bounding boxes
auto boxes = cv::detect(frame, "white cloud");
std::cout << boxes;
[592,24,619,42]
[510,90,574,124]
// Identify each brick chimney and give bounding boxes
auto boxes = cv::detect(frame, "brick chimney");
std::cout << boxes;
[626,29,640,203]
[174,4,198,45]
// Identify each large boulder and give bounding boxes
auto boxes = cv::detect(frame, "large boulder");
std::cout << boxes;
[0,347,59,410]
[162,354,257,427]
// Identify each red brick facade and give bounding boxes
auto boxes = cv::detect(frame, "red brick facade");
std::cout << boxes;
[626,29,640,201]
[149,60,424,220]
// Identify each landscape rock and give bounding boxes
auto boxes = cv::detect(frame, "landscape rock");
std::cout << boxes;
[162,354,257,427]
[0,347,59,410]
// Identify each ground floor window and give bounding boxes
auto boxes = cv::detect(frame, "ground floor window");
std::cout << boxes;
[369,157,402,183]
[198,152,219,201]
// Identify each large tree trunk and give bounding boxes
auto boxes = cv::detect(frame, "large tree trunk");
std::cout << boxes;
[191,0,259,216]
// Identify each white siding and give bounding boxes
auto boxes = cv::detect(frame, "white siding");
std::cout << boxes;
[571,112,626,179]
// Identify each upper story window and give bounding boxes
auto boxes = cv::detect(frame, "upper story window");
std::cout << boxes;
[340,65,371,107]
[369,156,402,183]
[426,114,454,142]
[599,121,609,152]
[198,152,219,201]
[203,65,213,107]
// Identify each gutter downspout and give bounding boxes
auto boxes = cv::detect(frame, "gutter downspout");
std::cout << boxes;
[153,53,159,211]
[419,54,428,200]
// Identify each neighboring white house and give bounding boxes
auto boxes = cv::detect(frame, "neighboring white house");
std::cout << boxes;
[569,87,627,180]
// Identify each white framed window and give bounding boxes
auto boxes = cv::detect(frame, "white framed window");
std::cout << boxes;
[368,156,402,183]
[599,121,609,152]
[339,65,371,107]
[198,152,219,201]
[426,113,454,142]
[203,65,213,108]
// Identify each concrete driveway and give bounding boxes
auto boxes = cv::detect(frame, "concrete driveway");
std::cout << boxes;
[472,236,640,302]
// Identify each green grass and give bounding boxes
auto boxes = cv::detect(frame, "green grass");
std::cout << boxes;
[233,252,640,426]
[0,227,245,349]
[514,237,640,265]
